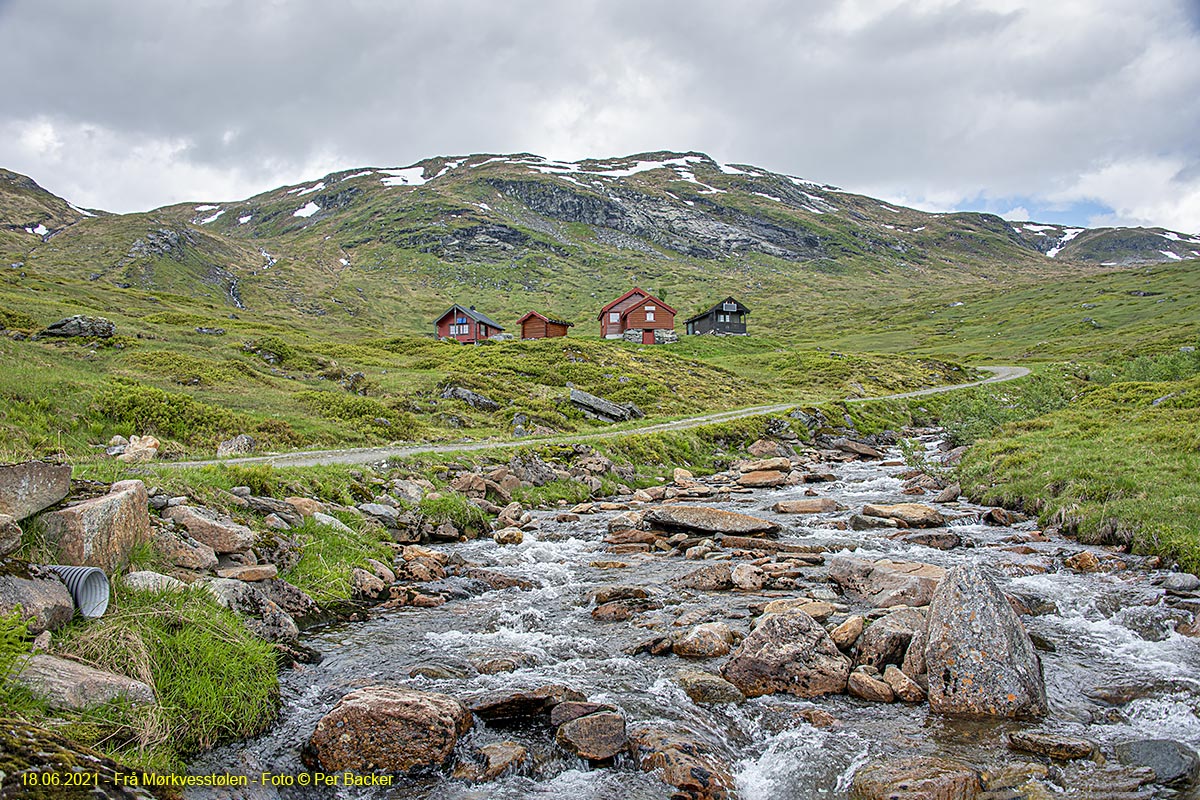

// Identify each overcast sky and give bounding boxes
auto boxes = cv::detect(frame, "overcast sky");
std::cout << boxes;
[2,0,1198,231]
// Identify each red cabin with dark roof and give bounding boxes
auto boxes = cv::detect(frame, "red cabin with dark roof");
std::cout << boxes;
[517,311,573,340]
[433,304,504,343]
[597,287,676,343]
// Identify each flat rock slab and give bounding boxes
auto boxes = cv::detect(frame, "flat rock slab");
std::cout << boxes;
[39,480,149,571]
[0,461,72,521]
[737,470,788,488]
[773,498,842,514]
[0,561,73,633]
[14,653,156,710]
[1008,730,1097,760]
[645,506,780,537]
[215,564,278,582]
[164,505,255,554]
[555,711,628,761]
[829,556,946,608]
[862,503,946,528]
[850,755,981,800]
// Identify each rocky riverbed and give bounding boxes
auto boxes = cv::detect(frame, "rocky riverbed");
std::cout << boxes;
[184,432,1200,799]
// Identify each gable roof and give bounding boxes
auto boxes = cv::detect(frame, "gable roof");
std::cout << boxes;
[684,296,751,325]
[516,311,574,327]
[597,287,677,319]
[435,303,505,331]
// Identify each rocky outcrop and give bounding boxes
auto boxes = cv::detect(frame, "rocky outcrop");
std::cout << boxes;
[568,388,643,423]
[164,505,255,554]
[849,756,982,800]
[13,654,156,710]
[0,561,73,633]
[644,505,780,537]
[441,385,500,411]
[0,461,72,521]
[925,563,1047,719]
[721,610,850,698]
[39,315,115,338]
[828,556,946,608]
[304,687,473,773]
[38,480,149,571]
[0,717,157,799]
[204,577,299,643]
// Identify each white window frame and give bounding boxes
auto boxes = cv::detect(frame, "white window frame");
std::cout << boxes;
[609,311,619,323]
[645,311,655,322]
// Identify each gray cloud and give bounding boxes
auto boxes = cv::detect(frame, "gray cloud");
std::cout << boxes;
[1,0,1197,231]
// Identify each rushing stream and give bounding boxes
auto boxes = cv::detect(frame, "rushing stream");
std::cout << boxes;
[189,434,1200,799]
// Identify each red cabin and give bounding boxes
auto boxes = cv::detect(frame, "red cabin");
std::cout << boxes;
[597,287,676,343]
[517,311,573,340]
[433,304,504,343]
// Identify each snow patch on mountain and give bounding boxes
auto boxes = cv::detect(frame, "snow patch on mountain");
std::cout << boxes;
[293,202,320,218]
[194,204,219,211]
[199,209,225,224]
[1046,228,1084,258]
[379,167,429,187]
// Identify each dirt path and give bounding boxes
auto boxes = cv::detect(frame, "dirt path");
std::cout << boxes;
[169,365,1030,469]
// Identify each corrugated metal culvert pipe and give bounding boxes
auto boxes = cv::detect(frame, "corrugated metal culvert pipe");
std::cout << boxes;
[48,565,110,618]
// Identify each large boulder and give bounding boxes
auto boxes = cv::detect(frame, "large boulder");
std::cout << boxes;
[721,610,850,698]
[862,503,946,528]
[555,711,628,761]
[304,687,472,773]
[40,315,116,338]
[828,556,946,608]
[441,385,500,411]
[163,505,255,554]
[673,622,735,658]
[0,560,74,633]
[37,480,149,571]
[676,668,745,705]
[0,461,72,522]
[855,608,926,671]
[850,756,981,800]
[0,717,157,799]
[13,654,156,710]
[204,577,299,643]
[925,563,1047,719]
[644,505,780,537]
[568,388,643,423]
[628,724,734,800]
[1113,739,1199,789]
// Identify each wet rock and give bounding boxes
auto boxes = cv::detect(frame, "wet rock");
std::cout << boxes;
[151,526,218,570]
[896,531,962,550]
[216,434,256,458]
[925,563,1048,719]
[675,563,734,591]
[466,684,586,722]
[163,505,255,554]
[849,513,900,531]
[644,505,781,537]
[830,615,865,650]
[549,700,618,727]
[351,567,388,601]
[38,480,149,571]
[13,653,156,710]
[1065,550,1102,572]
[0,560,74,633]
[773,498,842,514]
[122,570,184,592]
[304,686,473,773]
[862,503,946,528]
[763,599,837,621]
[258,578,323,626]
[1113,739,1199,788]
[0,460,72,521]
[933,483,962,503]
[848,666,894,702]
[676,668,745,705]
[849,755,982,800]
[1007,730,1097,760]
[204,577,299,643]
[1162,572,1200,592]
[731,562,766,591]
[0,717,157,799]
[737,470,788,488]
[983,508,1026,526]
[492,526,523,545]
[832,438,884,459]
[856,608,925,670]
[673,622,735,658]
[556,710,628,761]
[628,724,734,800]
[828,556,946,608]
[452,740,528,782]
[592,597,656,621]
[740,457,793,472]
[588,585,648,604]
[883,664,925,702]
[721,610,850,698]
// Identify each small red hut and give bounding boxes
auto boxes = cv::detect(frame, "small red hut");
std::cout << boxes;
[517,311,573,340]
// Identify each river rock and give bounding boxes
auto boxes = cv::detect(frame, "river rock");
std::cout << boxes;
[773,498,842,514]
[0,560,74,633]
[737,470,788,488]
[763,598,837,621]
[673,622,735,658]
[204,577,299,643]
[0,460,72,522]
[466,684,586,721]
[492,526,523,545]
[1007,730,1097,760]
[829,556,946,608]
[1114,739,1199,788]
[832,438,884,459]
[675,563,733,591]
[848,666,894,702]
[628,724,734,800]
[676,668,745,705]
[549,700,618,727]
[883,665,925,702]
[933,483,962,503]
[644,505,781,537]
[925,563,1048,719]
[1065,550,1102,572]
[896,531,962,550]
[151,526,218,570]
[351,567,387,601]
[849,755,982,800]
[122,570,185,592]
[731,562,766,591]
[304,686,473,773]
[862,503,946,528]
[13,653,156,710]
[830,615,865,649]
[721,610,850,698]
[38,480,149,571]
[163,505,255,554]
[856,608,925,670]
[453,741,528,782]
[0,718,157,799]
[556,711,628,761]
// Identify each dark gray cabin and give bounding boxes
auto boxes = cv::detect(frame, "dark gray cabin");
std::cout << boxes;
[684,297,750,335]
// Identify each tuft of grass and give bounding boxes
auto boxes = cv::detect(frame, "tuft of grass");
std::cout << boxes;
[280,515,393,603]
[419,492,491,533]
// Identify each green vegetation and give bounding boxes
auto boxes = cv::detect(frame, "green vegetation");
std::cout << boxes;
[281,515,393,604]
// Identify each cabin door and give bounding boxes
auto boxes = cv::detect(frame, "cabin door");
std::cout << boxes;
[641,329,655,345]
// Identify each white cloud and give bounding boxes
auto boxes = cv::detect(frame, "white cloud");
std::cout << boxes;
[1050,158,1200,232]
[1001,206,1031,221]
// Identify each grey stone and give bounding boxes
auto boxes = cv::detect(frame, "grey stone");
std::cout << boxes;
[312,511,354,534]
[14,653,156,709]
[676,668,745,705]
[1114,739,1199,788]
[40,315,115,338]
[645,505,781,536]
[0,460,72,521]
[721,610,850,698]
[440,385,500,411]
[0,513,21,556]
[855,608,926,671]
[216,434,256,457]
[568,387,643,423]
[204,577,299,642]
[38,480,150,571]
[0,560,74,633]
[122,570,185,592]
